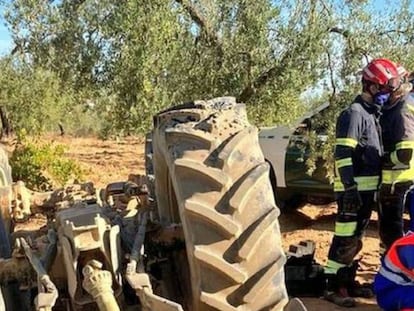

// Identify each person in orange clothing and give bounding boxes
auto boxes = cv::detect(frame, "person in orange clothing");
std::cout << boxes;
[374,231,414,311]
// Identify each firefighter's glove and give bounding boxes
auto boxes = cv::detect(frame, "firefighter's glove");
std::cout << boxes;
[343,184,362,214]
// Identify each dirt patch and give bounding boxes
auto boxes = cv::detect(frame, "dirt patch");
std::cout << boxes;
[58,136,146,187]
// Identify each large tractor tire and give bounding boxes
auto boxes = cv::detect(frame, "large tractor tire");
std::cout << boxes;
[0,145,12,236]
[0,145,26,311]
[152,97,288,311]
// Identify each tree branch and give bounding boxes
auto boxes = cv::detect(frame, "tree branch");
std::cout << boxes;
[326,48,336,100]
[237,60,286,103]
[175,0,220,46]
[329,27,350,38]
[71,0,87,11]
[378,29,410,36]
[175,0,224,66]
[330,26,410,39]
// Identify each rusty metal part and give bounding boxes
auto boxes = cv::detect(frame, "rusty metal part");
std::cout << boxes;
[12,181,32,221]
[4,176,187,310]
[35,275,58,311]
[20,238,46,276]
[105,181,148,198]
[129,210,148,266]
[0,256,32,283]
[82,260,120,311]
[40,230,58,272]
[20,237,58,311]
[103,179,149,213]
[11,181,97,221]
[126,268,183,311]
[56,204,122,307]
[150,224,184,245]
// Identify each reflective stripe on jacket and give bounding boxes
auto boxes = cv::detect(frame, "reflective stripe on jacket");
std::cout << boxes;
[381,94,414,186]
[334,96,382,192]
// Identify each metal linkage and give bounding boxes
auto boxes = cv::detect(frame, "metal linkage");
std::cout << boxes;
[20,237,58,311]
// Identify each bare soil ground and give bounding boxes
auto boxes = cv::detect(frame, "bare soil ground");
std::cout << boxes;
[12,135,382,310]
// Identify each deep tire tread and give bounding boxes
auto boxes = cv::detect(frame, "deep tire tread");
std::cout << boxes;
[194,246,247,283]
[243,259,286,303]
[165,129,216,150]
[153,97,287,311]
[175,158,230,189]
[237,209,280,261]
[229,163,271,214]
[217,126,258,168]
[200,292,238,311]
[185,200,240,237]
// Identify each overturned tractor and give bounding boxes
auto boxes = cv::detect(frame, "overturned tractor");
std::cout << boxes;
[0,97,288,311]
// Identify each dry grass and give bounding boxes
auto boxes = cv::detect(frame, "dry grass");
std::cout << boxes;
[2,134,146,188]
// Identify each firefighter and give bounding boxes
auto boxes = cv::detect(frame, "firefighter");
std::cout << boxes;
[379,67,414,254]
[324,58,401,308]
[374,232,414,311]
[374,158,414,311]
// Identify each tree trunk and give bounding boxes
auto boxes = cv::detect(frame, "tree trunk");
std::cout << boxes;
[0,107,12,138]
[58,123,65,136]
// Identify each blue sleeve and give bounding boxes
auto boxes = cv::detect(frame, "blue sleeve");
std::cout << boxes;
[394,100,414,165]
[397,245,414,269]
[335,106,362,185]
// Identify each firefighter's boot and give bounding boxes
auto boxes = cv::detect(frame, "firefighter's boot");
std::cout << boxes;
[347,261,374,298]
[323,268,356,308]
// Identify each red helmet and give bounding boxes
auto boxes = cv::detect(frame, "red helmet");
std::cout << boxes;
[362,58,400,90]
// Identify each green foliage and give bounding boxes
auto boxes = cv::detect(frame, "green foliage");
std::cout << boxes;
[306,99,339,182]
[10,132,84,190]
[1,0,334,133]
[2,0,414,176]
[0,58,106,136]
